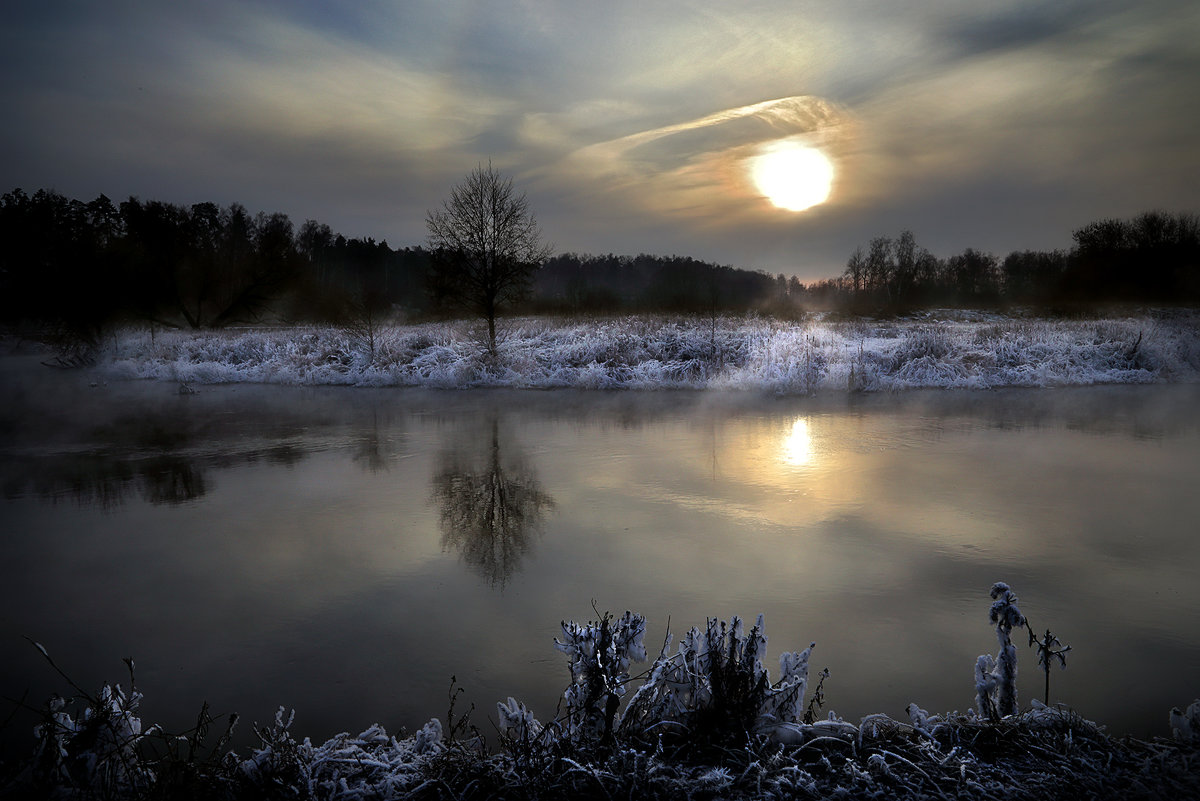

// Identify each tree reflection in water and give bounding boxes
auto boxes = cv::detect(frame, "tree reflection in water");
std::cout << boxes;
[3,452,209,509]
[133,455,208,505]
[432,418,555,587]
[352,409,388,474]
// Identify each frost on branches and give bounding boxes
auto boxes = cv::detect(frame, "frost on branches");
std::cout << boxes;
[553,610,648,740]
[97,313,1200,393]
[231,706,447,798]
[499,611,821,750]
[32,681,154,793]
[13,593,1200,800]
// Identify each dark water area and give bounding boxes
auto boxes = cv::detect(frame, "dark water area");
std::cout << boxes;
[2,352,1199,754]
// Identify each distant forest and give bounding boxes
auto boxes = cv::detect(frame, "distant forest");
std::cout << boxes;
[2,187,1198,346]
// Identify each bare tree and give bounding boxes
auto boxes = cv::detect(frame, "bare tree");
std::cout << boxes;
[342,283,389,363]
[843,246,866,295]
[426,164,551,353]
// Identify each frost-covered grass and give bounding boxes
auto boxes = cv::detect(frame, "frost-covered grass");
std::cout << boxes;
[8,587,1200,800]
[97,312,1200,393]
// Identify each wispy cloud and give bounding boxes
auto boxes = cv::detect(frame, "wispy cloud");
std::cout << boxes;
[549,96,852,221]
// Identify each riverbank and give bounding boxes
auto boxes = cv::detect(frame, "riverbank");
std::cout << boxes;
[6,628,1199,800]
[11,708,1199,799]
[76,311,1200,393]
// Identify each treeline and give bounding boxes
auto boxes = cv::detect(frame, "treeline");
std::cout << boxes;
[531,211,1200,317]
[531,253,792,315]
[0,189,796,348]
[0,189,434,348]
[825,211,1200,314]
[3,188,1197,354]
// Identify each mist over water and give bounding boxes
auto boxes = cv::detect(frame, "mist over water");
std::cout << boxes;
[2,354,1199,751]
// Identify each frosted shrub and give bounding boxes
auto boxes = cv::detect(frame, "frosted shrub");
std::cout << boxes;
[230,709,447,798]
[770,644,816,725]
[32,685,153,792]
[554,610,648,741]
[234,706,309,792]
[904,703,938,738]
[497,697,543,744]
[537,611,821,749]
[618,614,818,746]
[29,651,155,795]
[989,582,1027,717]
[411,717,444,755]
[683,616,771,738]
[892,326,952,366]
[1169,700,1200,743]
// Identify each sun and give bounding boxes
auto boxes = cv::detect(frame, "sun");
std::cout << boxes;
[750,141,834,212]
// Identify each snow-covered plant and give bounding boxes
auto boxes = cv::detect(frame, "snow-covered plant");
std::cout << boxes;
[412,717,444,755]
[100,312,1200,390]
[1030,627,1072,706]
[905,703,944,741]
[691,616,771,737]
[618,614,819,746]
[1169,700,1200,744]
[227,716,447,798]
[234,706,311,794]
[29,649,155,794]
[497,696,543,744]
[977,582,1027,719]
[554,610,648,741]
[768,642,815,726]
[974,653,1000,721]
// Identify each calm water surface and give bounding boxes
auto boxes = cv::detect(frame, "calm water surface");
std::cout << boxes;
[2,354,1199,748]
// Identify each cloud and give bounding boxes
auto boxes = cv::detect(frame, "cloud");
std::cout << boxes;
[3,0,1197,278]
[1,2,528,242]
[848,1,1200,219]
[936,0,1109,58]
[544,95,853,223]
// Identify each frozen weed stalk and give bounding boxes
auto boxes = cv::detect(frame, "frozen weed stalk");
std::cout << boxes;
[981,582,1027,719]
[975,581,1074,720]
[1030,627,1072,706]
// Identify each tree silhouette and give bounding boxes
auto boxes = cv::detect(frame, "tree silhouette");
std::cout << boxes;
[425,164,550,353]
[431,418,555,587]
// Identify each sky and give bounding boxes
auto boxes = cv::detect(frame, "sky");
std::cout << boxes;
[3,0,1198,280]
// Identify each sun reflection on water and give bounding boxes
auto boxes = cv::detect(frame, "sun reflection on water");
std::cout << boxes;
[781,417,814,467]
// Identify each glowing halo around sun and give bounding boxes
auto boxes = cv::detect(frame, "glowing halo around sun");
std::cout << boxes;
[750,141,835,212]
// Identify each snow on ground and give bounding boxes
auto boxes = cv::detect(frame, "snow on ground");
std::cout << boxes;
[98,312,1200,393]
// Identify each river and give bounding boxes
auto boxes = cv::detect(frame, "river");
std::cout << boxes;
[2,353,1198,749]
